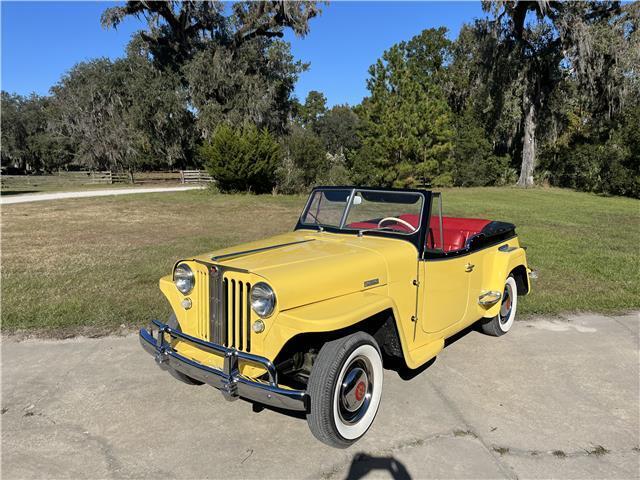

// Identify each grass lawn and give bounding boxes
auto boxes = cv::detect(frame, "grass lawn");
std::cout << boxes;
[1,187,638,335]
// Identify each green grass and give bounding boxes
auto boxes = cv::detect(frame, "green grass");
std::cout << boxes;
[1,187,638,335]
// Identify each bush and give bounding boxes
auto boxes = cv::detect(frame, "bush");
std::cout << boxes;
[316,152,351,186]
[542,142,639,198]
[283,125,328,187]
[451,110,511,187]
[200,123,280,193]
[275,153,306,194]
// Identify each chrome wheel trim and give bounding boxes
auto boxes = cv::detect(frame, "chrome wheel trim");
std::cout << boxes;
[338,356,373,425]
[331,344,384,440]
[497,277,517,333]
[499,283,513,324]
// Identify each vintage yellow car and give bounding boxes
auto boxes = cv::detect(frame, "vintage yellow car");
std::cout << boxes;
[140,187,531,447]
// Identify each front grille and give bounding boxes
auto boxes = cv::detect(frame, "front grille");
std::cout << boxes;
[206,266,252,352]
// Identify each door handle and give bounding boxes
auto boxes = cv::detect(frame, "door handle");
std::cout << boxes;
[465,263,475,272]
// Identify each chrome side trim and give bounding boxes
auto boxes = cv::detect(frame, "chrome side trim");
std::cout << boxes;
[210,240,314,262]
[478,290,502,307]
[140,321,308,412]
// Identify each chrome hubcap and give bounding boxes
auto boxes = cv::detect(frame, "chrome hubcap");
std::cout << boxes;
[338,356,373,425]
[500,283,513,324]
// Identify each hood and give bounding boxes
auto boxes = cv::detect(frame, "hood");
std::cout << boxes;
[193,231,392,311]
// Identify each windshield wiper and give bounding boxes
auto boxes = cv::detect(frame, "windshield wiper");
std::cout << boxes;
[305,210,321,225]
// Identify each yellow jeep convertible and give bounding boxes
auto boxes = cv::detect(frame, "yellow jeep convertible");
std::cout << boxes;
[140,187,530,447]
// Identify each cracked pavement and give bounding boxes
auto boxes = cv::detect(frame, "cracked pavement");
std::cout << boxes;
[2,312,638,479]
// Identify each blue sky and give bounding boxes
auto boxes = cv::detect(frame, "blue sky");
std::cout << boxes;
[1,1,487,106]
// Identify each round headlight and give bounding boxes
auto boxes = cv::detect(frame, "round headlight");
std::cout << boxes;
[174,263,194,295]
[250,282,276,318]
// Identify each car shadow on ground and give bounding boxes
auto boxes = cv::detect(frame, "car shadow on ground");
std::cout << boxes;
[247,323,481,420]
[344,453,412,480]
[387,322,480,381]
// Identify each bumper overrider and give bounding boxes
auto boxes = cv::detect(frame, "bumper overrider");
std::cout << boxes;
[139,320,308,412]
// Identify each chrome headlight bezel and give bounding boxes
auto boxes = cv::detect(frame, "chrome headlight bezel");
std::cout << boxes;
[250,282,276,318]
[173,263,195,295]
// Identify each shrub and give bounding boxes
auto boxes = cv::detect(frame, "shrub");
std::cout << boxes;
[200,123,280,193]
[283,125,328,187]
[316,152,351,186]
[275,153,306,194]
[451,110,511,187]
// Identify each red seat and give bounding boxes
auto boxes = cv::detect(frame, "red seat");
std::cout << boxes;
[347,214,490,253]
[428,216,490,252]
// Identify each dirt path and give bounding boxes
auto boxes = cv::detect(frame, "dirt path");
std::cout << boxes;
[1,312,638,479]
[0,186,204,205]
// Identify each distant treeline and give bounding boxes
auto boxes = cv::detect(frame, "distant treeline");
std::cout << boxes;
[1,2,638,197]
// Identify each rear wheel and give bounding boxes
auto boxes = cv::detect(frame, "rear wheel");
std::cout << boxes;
[481,276,518,337]
[166,313,203,385]
[306,332,383,448]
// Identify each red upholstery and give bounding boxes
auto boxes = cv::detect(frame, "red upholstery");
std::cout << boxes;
[428,216,490,252]
[347,214,490,252]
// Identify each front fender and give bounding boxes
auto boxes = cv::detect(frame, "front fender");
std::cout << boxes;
[276,290,395,332]
[262,289,413,364]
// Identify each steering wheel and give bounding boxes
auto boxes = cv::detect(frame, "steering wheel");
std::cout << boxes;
[377,217,417,233]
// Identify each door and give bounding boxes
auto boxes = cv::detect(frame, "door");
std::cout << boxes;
[419,256,473,333]
[417,193,473,333]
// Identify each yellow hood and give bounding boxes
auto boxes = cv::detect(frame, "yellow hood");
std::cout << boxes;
[193,230,414,311]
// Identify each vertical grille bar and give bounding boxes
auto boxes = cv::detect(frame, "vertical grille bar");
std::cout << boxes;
[238,282,244,351]
[233,280,239,348]
[235,281,242,350]
[197,270,206,339]
[246,283,251,352]
[224,278,235,347]
[209,268,226,346]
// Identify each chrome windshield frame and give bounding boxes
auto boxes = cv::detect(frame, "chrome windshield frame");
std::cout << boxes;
[295,186,432,257]
[338,188,357,228]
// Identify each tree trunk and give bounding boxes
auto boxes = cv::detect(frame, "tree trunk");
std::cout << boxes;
[517,98,537,187]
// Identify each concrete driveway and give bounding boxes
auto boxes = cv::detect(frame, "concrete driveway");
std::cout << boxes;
[2,312,638,479]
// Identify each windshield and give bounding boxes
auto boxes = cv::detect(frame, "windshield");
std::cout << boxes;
[300,189,424,235]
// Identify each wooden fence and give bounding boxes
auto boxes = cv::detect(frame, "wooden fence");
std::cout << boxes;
[93,171,133,184]
[180,170,214,184]
[2,171,203,192]
[58,170,134,184]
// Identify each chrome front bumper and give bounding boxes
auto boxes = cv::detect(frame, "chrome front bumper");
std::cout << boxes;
[139,320,308,412]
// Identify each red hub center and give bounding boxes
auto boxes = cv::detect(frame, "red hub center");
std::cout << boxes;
[355,381,366,401]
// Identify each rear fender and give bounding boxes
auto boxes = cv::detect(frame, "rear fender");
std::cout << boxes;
[480,245,529,319]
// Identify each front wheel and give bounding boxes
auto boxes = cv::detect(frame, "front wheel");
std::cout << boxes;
[480,275,518,337]
[306,332,384,448]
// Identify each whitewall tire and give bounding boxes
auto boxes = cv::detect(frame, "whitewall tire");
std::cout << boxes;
[481,275,518,337]
[306,332,383,448]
